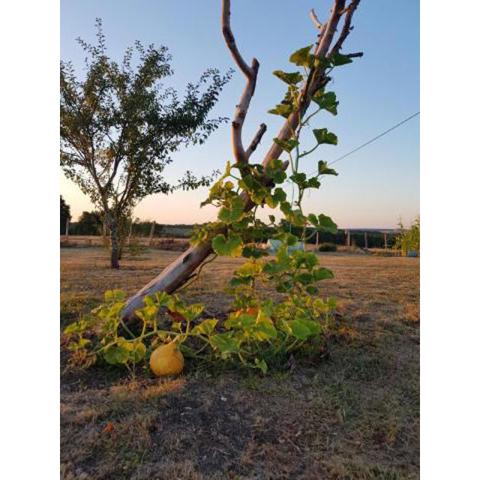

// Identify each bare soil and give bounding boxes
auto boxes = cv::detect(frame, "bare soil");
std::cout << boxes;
[61,248,419,480]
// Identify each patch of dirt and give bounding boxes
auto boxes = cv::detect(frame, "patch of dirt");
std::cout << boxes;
[61,249,419,479]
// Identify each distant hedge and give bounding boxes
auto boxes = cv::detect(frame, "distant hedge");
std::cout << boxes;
[67,217,398,247]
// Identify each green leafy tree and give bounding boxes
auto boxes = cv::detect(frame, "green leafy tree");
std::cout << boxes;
[395,217,420,256]
[60,19,231,268]
[60,196,71,234]
[73,211,103,236]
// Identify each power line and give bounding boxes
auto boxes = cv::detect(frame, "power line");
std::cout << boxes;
[303,111,419,177]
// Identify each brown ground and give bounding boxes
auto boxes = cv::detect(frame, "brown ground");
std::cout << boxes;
[61,248,419,480]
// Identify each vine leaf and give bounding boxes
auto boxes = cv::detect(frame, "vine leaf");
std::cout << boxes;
[330,52,353,66]
[191,319,218,336]
[210,332,242,355]
[212,233,243,257]
[273,137,299,153]
[312,91,338,115]
[289,45,314,67]
[268,103,293,118]
[313,267,334,281]
[318,214,337,233]
[273,70,303,85]
[318,160,338,176]
[218,195,245,224]
[313,128,338,145]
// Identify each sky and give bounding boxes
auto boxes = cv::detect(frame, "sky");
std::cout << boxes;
[60,0,419,229]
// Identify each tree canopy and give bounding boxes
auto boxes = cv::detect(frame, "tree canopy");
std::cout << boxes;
[60,19,232,267]
[60,195,71,234]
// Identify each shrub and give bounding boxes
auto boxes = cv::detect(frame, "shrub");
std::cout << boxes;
[318,243,337,252]
[394,217,420,256]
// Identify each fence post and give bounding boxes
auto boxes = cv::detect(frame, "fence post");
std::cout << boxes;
[315,231,319,249]
[149,221,156,246]
[128,219,134,246]
[364,231,368,249]
[384,232,387,249]
[65,217,69,241]
[346,229,351,247]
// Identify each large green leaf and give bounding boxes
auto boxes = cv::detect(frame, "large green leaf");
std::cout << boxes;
[130,341,147,363]
[318,160,338,176]
[330,52,353,66]
[210,332,242,355]
[268,103,293,118]
[104,289,126,303]
[289,45,314,67]
[290,318,321,340]
[251,321,278,341]
[103,342,130,365]
[191,319,218,336]
[235,261,263,277]
[273,137,299,153]
[313,128,338,145]
[218,195,245,224]
[312,91,338,115]
[290,319,313,340]
[273,70,303,85]
[317,214,337,234]
[212,233,243,257]
[313,267,334,281]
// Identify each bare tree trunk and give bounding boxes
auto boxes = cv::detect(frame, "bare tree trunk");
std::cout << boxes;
[149,221,156,246]
[109,216,120,269]
[123,242,214,315]
[122,0,361,319]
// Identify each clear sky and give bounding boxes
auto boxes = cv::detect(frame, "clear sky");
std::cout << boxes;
[60,0,419,229]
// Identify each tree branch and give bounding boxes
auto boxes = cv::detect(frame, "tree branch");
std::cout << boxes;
[346,51,363,58]
[246,123,267,159]
[221,0,253,78]
[221,0,259,165]
[309,9,323,30]
[329,0,361,56]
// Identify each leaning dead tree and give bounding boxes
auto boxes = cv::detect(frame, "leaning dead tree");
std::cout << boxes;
[122,0,362,319]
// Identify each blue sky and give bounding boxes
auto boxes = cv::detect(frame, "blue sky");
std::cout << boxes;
[61,0,419,228]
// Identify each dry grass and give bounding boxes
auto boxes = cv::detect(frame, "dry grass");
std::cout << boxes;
[61,248,419,480]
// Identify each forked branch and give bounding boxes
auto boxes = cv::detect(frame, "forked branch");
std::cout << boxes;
[121,0,362,320]
[222,0,259,165]
[246,123,267,159]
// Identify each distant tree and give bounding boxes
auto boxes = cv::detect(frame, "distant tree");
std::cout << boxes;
[73,211,103,236]
[60,196,71,234]
[60,19,231,268]
[395,217,420,256]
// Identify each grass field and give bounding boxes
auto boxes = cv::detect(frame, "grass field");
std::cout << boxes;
[61,248,419,480]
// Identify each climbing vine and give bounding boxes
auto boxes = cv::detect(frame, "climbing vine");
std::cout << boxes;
[64,41,358,375]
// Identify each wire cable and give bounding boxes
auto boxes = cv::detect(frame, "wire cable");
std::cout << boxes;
[303,111,420,177]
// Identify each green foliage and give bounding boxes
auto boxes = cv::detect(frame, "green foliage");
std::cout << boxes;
[64,282,336,373]
[65,31,359,375]
[318,242,337,252]
[394,217,420,256]
[329,52,353,66]
[318,160,338,176]
[211,233,243,257]
[312,91,339,115]
[71,210,103,236]
[273,70,303,85]
[313,128,338,146]
[60,196,71,234]
[289,45,314,67]
[60,19,231,266]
